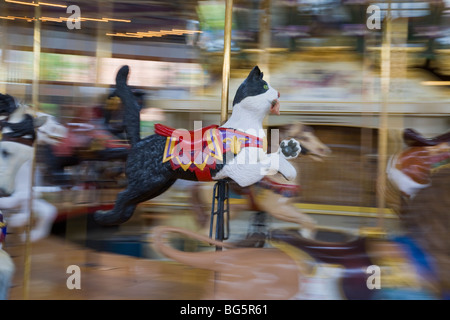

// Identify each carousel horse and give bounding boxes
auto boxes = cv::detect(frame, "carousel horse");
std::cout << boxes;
[267,227,440,300]
[152,225,308,300]
[153,129,448,300]
[153,179,444,301]
[190,122,331,240]
[269,166,450,300]
[94,65,301,226]
[385,127,450,213]
[0,94,61,242]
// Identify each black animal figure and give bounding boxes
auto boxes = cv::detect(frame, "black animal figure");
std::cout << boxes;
[94,65,300,226]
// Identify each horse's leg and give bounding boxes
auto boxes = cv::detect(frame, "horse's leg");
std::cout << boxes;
[0,249,15,300]
[6,212,28,229]
[94,178,178,226]
[258,189,317,238]
[28,199,57,242]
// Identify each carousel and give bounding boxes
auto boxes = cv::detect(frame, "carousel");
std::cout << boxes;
[0,0,449,301]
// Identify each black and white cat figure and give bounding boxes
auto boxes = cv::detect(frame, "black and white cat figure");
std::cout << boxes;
[94,65,301,226]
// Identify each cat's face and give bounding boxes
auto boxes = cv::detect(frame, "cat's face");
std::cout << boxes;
[232,66,280,115]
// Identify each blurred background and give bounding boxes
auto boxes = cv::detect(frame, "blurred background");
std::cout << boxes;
[0,0,449,300]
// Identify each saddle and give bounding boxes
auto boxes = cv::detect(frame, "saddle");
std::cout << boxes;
[270,228,374,300]
[155,123,220,149]
[403,128,450,147]
[155,123,264,181]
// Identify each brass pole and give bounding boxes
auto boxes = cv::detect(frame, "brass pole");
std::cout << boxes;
[259,0,271,131]
[95,0,112,86]
[215,0,234,297]
[0,5,8,94]
[23,4,41,300]
[376,2,391,231]
[220,0,233,124]
[259,0,271,81]
[31,7,41,111]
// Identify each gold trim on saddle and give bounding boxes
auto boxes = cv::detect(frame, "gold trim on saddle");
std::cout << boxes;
[161,127,264,173]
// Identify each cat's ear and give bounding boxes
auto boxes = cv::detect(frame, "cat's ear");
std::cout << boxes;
[248,66,262,80]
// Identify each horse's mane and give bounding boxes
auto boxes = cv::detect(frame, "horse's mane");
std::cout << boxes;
[0,112,36,141]
[399,167,450,296]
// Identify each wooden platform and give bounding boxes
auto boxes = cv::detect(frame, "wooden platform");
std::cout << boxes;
[6,236,214,300]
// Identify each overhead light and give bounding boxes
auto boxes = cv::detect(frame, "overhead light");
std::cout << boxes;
[107,29,202,38]
[80,17,107,22]
[103,18,131,23]
[0,15,129,24]
[40,16,63,22]
[4,15,35,21]
[38,2,67,8]
[5,0,67,7]
[5,0,38,6]
[106,33,142,38]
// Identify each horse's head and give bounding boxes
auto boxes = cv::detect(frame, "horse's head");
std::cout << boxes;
[35,112,68,145]
[282,123,331,161]
[387,128,450,200]
[0,109,46,197]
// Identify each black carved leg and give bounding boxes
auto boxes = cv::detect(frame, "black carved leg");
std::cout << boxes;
[94,178,177,226]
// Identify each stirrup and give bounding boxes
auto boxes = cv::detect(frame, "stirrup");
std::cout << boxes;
[209,179,230,246]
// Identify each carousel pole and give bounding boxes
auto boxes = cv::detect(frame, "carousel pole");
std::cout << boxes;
[210,1,234,297]
[376,1,392,231]
[0,5,8,94]
[259,0,271,143]
[220,0,233,125]
[23,4,41,300]
[210,0,233,254]
[258,0,271,81]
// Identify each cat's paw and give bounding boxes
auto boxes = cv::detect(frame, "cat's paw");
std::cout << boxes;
[279,138,301,159]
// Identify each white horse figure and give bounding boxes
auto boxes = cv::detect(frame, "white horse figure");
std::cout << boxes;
[0,95,65,242]
[0,94,67,300]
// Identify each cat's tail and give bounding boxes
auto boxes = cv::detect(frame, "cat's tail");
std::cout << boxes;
[115,65,141,146]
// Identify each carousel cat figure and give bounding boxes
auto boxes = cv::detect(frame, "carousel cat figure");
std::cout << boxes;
[94,65,301,226]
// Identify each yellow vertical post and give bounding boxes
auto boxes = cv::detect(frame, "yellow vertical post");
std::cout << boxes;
[95,0,112,86]
[377,2,392,231]
[259,0,271,81]
[259,0,271,132]
[32,7,41,111]
[215,0,234,298]
[220,0,233,124]
[0,5,8,94]
[23,4,41,300]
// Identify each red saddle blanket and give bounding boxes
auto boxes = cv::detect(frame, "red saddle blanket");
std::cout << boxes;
[154,123,265,181]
